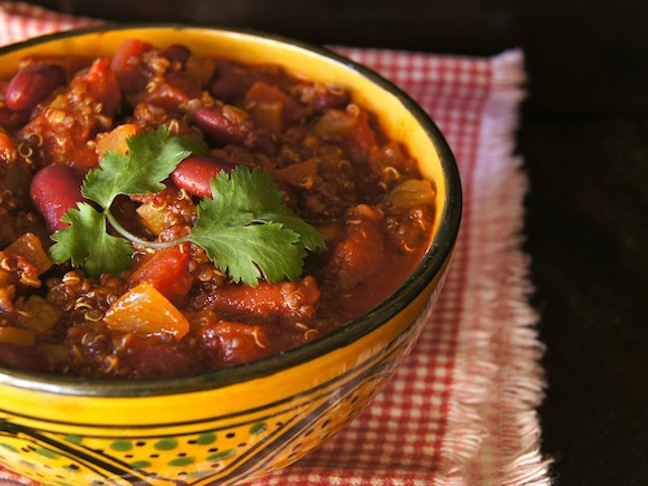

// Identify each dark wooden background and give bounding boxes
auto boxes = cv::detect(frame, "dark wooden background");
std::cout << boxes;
[25,0,648,483]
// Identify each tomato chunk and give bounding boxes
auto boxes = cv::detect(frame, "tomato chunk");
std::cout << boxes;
[111,39,152,94]
[71,58,122,118]
[129,247,193,304]
[19,58,122,170]
[130,72,202,111]
[199,321,274,366]
[343,110,377,162]
[206,276,320,320]
[329,206,384,290]
[104,283,190,339]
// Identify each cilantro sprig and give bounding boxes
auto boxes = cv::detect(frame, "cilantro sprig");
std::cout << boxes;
[49,126,326,286]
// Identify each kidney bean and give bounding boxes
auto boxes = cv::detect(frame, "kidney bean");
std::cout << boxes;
[209,75,243,103]
[311,90,349,113]
[123,345,200,378]
[30,165,84,232]
[164,44,192,67]
[209,61,248,102]
[194,107,254,146]
[171,156,235,198]
[20,57,91,82]
[0,107,30,130]
[0,343,43,372]
[5,63,66,112]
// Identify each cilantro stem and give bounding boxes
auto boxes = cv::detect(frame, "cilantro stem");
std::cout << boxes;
[105,210,189,249]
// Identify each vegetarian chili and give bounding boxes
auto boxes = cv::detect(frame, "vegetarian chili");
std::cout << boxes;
[0,40,436,378]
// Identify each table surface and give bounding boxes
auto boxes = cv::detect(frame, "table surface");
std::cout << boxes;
[25,1,648,483]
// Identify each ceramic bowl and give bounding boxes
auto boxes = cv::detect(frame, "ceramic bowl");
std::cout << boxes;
[0,25,461,486]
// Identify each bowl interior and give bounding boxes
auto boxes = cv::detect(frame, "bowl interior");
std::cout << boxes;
[0,25,461,400]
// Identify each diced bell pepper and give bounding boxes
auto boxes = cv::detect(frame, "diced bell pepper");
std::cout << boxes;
[6,232,52,275]
[0,326,35,346]
[16,295,63,333]
[96,123,137,158]
[128,247,193,304]
[104,283,190,340]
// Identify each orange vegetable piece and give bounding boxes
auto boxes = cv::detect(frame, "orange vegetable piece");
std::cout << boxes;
[16,295,63,334]
[6,232,52,275]
[96,123,137,158]
[0,133,15,160]
[0,250,40,288]
[0,326,35,346]
[275,159,320,187]
[0,270,14,287]
[104,283,189,340]
[249,101,283,133]
[245,81,305,125]
[0,285,15,312]
[136,202,168,235]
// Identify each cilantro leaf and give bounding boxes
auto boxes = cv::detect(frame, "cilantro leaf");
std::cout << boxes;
[191,220,305,285]
[50,203,133,277]
[198,165,281,215]
[188,166,323,286]
[207,166,325,250]
[83,126,207,207]
[257,211,325,252]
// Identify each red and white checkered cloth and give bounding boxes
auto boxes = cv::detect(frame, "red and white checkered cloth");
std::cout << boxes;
[0,2,550,485]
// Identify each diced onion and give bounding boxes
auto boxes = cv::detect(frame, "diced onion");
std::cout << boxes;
[387,179,436,209]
